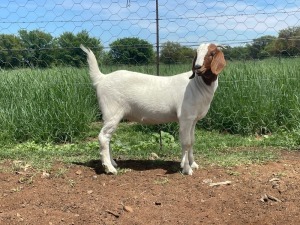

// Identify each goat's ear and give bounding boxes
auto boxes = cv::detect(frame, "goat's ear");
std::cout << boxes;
[211,51,226,75]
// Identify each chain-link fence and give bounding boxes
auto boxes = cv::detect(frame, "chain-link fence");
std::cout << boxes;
[0,0,299,143]
[1,0,300,67]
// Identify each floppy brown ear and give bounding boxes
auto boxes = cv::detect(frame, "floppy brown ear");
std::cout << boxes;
[211,51,226,75]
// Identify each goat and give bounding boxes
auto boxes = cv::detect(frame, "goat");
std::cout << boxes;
[80,43,226,175]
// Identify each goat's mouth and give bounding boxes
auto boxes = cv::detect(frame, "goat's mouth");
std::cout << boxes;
[194,66,207,75]
[190,65,208,79]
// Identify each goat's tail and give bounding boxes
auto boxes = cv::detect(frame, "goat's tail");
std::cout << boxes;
[80,44,103,85]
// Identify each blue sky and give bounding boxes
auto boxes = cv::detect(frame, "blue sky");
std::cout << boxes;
[0,0,299,48]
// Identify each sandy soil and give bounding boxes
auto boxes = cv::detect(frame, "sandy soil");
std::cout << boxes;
[0,151,300,225]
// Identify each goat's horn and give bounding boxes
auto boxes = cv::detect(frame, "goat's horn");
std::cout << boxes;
[217,45,226,50]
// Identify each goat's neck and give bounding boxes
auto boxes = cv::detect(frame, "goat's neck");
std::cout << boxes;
[189,76,218,105]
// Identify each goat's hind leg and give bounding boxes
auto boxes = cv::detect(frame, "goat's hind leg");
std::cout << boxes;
[98,118,121,174]
[189,150,199,170]
[181,151,193,175]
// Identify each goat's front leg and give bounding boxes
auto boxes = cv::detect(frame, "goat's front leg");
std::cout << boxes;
[179,120,195,175]
[189,121,199,170]
[99,119,120,174]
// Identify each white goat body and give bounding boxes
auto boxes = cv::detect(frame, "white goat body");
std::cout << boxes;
[80,43,226,175]
[95,70,214,124]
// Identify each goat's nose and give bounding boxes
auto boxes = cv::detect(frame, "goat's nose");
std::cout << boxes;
[194,64,201,69]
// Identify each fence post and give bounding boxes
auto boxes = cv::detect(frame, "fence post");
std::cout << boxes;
[155,0,163,151]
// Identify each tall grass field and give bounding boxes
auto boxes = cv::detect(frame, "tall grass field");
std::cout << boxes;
[202,58,300,135]
[0,68,97,143]
[0,58,299,144]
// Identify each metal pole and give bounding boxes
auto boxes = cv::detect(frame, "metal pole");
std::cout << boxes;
[156,0,160,77]
[155,0,162,150]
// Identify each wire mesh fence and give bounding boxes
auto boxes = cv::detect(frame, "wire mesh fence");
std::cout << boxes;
[0,0,299,143]
[1,0,300,68]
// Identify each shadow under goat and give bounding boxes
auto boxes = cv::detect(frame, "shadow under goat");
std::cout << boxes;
[80,43,226,175]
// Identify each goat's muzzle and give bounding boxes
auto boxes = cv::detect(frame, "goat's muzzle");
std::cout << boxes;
[194,64,201,70]
[189,65,206,79]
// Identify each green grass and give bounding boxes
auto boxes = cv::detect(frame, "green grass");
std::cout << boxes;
[0,67,98,143]
[201,58,300,134]
[0,122,298,171]
[0,58,299,149]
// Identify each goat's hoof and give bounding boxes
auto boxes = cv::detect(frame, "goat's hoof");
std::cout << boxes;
[182,167,193,175]
[103,164,118,175]
[180,161,184,169]
[190,162,199,170]
[180,159,186,169]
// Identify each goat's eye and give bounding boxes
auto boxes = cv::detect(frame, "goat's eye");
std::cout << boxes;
[211,51,216,56]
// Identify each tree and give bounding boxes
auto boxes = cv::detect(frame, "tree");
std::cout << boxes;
[247,35,276,59]
[56,30,102,67]
[202,26,300,60]
[0,34,23,68]
[109,37,154,65]
[273,26,300,57]
[19,29,54,68]
[160,41,195,64]
[223,46,251,60]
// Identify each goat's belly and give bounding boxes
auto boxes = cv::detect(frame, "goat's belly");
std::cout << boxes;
[125,110,178,125]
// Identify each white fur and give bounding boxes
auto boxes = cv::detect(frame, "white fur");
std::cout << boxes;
[195,43,210,67]
[80,43,218,175]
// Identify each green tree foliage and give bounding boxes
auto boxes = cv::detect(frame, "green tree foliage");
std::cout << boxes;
[56,30,103,67]
[223,46,251,60]
[0,34,23,68]
[0,29,102,68]
[109,37,154,65]
[247,35,276,59]
[272,26,300,57]
[160,41,195,64]
[224,27,300,60]
[19,29,55,68]
[224,36,277,60]
[0,26,300,68]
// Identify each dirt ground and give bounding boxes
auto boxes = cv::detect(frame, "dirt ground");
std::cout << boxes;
[0,151,300,225]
